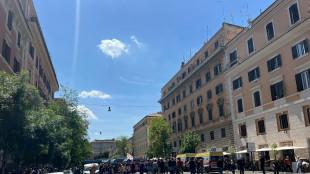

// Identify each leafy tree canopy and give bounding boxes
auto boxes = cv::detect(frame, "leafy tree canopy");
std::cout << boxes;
[179,131,200,154]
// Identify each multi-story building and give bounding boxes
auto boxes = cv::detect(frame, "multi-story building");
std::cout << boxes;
[224,0,310,160]
[158,23,244,154]
[91,139,116,155]
[0,0,58,100]
[133,113,161,158]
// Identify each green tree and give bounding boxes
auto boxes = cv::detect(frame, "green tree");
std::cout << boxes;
[115,136,130,158]
[0,71,42,173]
[270,143,279,160]
[227,141,236,160]
[94,151,109,159]
[179,131,200,154]
[149,117,172,157]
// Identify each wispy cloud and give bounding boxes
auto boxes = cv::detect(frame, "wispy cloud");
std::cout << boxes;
[130,35,143,47]
[98,39,129,58]
[119,76,158,86]
[77,105,98,120]
[79,90,112,99]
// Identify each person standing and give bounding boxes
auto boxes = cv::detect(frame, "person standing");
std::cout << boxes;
[230,158,236,174]
[189,158,196,174]
[296,156,303,173]
[284,156,292,172]
[199,158,203,174]
[237,157,245,174]
[259,155,265,174]
[217,157,224,174]
[195,158,200,174]
[272,160,279,174]
[176,158,183,174]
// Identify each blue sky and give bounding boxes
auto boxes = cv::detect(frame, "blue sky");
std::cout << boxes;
[33,0,275,141]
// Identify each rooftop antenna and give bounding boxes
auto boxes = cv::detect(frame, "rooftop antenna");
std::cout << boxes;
[244,3,251,21]
[240,10,244,26]
[206,26,211,42]
[231,13,235,24]
[218,0,226,22]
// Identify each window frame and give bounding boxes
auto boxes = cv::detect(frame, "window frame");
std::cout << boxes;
[207,90,212,100]
[291,39,309,60]
[197,96,203,105]
[236,97,244,113]
[295,69,310,92]
[252,90,262,107]
[199,112,203,124]
[214,63,222,76]
[239,123,247,138]
[230,49,238,67]
[270,80,285,101]
[201,134,205,142]
[287,1,301,26]
[303,105,310,127]
[233,76,242,90]
[215,83,223,95]
[265,20,275,42]
[221,128,226,138]
[208,109,213,121]
[210,131,214,140]
[255,118,266,135]
[205,71,211,83]
[276,111,290,131]
[248,67,260,82]
[267,54,282,72]
[190,100,194,110]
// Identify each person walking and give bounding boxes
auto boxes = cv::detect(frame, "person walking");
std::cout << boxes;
[296,156,304,173]
[176,158,183,174]
[237,157,245,174]
[230,158,236,174]
[259,155,265,174]
[272,160,279,174]
[284,156,292,172]
[217,157,224,174]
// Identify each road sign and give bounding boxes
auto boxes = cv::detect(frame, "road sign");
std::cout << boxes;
[246,142,256,152]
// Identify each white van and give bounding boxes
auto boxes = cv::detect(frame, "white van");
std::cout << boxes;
[196,152,223,173]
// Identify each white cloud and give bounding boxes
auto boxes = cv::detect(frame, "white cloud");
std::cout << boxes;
[130,35,143,47]
[98,39,129,58]
[77,105,98,120]
[119,76,158,86]
[79,90,112,99]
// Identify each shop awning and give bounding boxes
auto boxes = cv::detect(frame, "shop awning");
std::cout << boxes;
[275,146,306,150]
[236,150,248,154]
[223,152,231,155]
[256,147,272,152]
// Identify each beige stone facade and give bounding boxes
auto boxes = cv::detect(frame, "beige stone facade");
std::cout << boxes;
[91,139,116,155]
[0,0,58,100]
[224,0,310,160]
[132,113,161,158]
[158,23,244,155]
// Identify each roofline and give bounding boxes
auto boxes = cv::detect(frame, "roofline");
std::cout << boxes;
[133,114,162,128]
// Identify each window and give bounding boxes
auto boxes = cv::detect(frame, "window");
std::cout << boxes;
[237,98,243,113]
[176,94,181,103]
[221,128,226,138]
[295,69,310,92]
[253,91,261,107]
[219,104,224,116]
[240,124,247,137]
[178,108,181,115]
[266,22,274,41]
[292,39,309,59]
[13,57,20,73]
[36,57,39,69]
[303,105,310,126]
[288,3,300,25]
[233,77,242,90]
[215,40,219,49]
[173,122,176,133]
[247,37,254,54]
[174,141,177,147]
[208,109,213,121]
[17,32,21,48]
[267,55,282,72]
[183,90,186,98]
[214,63,221,76]
[188,67,191,74]
[172,98,175,105]
[178,121,182,132]
[191,116,195,127]
[248,67,260,82]
[184,118,188,129]
[184,105,187,112]
[210,131,214,140]
[257,119,266,134]
[182,72,186,79]
[199,112,203,124]
[205,51,208,58]
[205,71,211,82]
[276,111,289,131]
[167,102,170,109]
[196,59,200,66]
[201,134,205,142]
[197,96,202,105]
[190,100,194,110]
[179,140,182,146]
[29,42,35,60]
[2,39,11,63]
[189,85,193,94]
[172,112,176,118]
[196,78,201,89]
[270,81,284,101]
[168,115,171,120]
[215,83,223,95]
[7,10,13,31]
[230,50,238,67]
[207,90,212,100]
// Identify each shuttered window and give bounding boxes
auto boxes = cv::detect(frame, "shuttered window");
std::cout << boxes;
[210,131,214,140]
[197,96,202,105]
[233,77,242,90]
[266,22,274,41]
[207,90,212,100]
[208,109,213,121]
[196,78,201,89]
[279,114,289,130]
[289,3,300,25]
[199,112,203,124]
[295,69,310,92]
[214,64,221,76]
[247,37,254,54]
[201,134,205,142]
[215,83,223,95]
[267,55,282,72]
[221,128,226,138]
[13,57,20,73]
[240,125,247,137]
[191,116,195,127]
[205,71,211,82]
[270,81,284,101]
[248,67,260,82]
[292,39,309,59]
[219,104,224,116]
[2,39,11,64]
[258,120,265,134]
[230,50,238,67]
[237,98,243,113]
[253,91,261,107]
[7,10,13,31]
